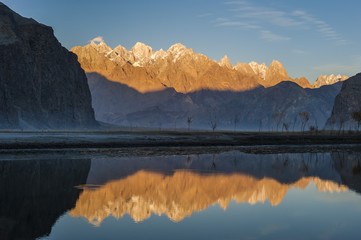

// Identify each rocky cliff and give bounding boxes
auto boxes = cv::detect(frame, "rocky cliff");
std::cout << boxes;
[0,3,97,129]
[326,72,361,129]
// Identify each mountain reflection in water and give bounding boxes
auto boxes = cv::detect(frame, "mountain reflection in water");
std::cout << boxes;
[70,150,360,225]
[0,148,361,240]
[70,171,347,224]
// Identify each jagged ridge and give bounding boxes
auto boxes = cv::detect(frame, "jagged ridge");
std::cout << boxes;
[71,40,332,93]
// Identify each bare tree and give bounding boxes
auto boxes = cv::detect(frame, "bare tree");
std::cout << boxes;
[233,115,239,132]
[282,123,289,132]
[259,119,263,132]
[272,110,286,132]
[338,116,345,135]
[187,116,193,131]
[309,125,317,132]
[292,115,298,132]
[314,118,319,133]
[352,111,361,131]
[208,109,217,132]
[299,111,310,132]
[209,120,217,132]
[330,118,336,131]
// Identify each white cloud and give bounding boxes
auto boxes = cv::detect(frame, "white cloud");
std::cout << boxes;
[198,13,212,18]
[313,64,360,74]
[213,17,229,22]
[216,21,260,29]
[292,49,308,55]
[210,1,347,44]
[236,10,304,27]
[291,10,344,42]
[224,1,345,43]
[90,36,104,43]
[261,30,291,42]
[224,1,247,5]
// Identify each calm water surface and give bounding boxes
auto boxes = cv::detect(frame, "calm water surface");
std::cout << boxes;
[1,147,361,240]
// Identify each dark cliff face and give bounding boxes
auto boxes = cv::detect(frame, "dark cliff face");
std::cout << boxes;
[326,73,361,129]
[0,158,91,240]
[0,3,97,129]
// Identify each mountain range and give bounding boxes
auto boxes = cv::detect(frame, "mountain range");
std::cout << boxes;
[72,40,348,93]
[72,40,350,130]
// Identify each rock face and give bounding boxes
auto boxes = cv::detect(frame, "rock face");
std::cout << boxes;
[313,74,348,88]
[0,3,96,129]
[71,41,312,93]
[326,73,361,129]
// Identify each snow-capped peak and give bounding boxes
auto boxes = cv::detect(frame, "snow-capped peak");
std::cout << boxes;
[130,42,154,61]
[219,55,233,69]
[167,43,187,53]
[312,74,348,88]
[90,40,112,54]
[249,61,268,79]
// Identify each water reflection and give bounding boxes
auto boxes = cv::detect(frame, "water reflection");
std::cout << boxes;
[70,171,347,224]
[0,158,90,240]
[0,148,360,240]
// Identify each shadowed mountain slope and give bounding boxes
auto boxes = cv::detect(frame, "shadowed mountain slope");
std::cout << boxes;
[326,72,361,129]
[88,73,342,130]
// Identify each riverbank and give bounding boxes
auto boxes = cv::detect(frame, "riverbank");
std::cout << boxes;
[0,130,360,150]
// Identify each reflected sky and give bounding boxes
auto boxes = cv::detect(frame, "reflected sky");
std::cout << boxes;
[1,148,361,240]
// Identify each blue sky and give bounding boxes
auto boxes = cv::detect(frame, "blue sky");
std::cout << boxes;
[3,0,361,82]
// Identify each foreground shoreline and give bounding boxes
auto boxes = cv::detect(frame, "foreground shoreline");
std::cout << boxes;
[0,130,360,150]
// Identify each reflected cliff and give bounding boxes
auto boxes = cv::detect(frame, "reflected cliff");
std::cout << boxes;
[0,158,90,240]
[70,170,347,224]
[70,150,360,225]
